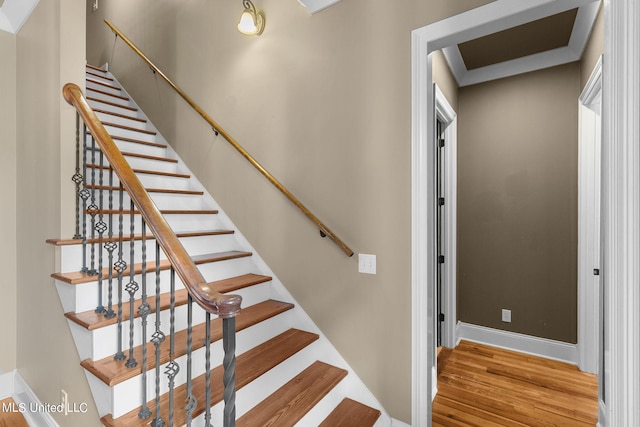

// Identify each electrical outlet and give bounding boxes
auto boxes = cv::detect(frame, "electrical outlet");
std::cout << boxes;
[61,389,68,416]
[501,309,512,323]
[358,254,376,274]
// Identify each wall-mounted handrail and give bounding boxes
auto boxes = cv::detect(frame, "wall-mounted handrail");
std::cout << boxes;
[63,82,242,318]
[104,19,354,257]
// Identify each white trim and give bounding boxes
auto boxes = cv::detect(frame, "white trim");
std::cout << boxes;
[0,370,59,427]
[601,0,640,424]
[434,86,457,350]
[412,2,605,425]
[456,322,579,365]
[577,56,602,374]
[442,1,600,86]
[296,0,342,14]
[391,418,411,427]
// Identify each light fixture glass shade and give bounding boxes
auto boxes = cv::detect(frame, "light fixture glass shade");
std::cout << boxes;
[237,11,257,34]
[237,0,264,35]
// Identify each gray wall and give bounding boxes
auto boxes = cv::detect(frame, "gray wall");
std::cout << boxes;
[13,0,96,425]
[0,27,17,373]
[457,62,580,343]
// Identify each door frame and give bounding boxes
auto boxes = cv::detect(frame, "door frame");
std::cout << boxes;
[577,56,602,375]
[434,85,457,350]
[411,1,639,425]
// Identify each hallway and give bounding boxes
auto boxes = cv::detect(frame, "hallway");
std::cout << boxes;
[433,341,598,426]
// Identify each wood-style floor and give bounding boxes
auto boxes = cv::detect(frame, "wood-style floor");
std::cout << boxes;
[0,398,29,427]
[433,340,598,426]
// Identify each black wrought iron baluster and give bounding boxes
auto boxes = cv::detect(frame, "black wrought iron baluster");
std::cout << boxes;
[104,168,116,319]
[184,294,196,426]
[114,183,127,362]
[138,221,151,420]
[95,151,108,314]
[71,113,83,240]
[86,135,99,276]
[125,199,138,368]
[151,242,165,427]
[79,124,90,273]
[205,311,212,427]
[223,317,237,427]
[165,267,179,427]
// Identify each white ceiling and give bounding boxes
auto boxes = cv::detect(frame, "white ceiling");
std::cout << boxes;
[297,0,342,14]
[0,0,39,34]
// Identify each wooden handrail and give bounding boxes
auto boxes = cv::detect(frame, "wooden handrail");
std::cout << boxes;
[105,19,354,257]
[63,83,242,318]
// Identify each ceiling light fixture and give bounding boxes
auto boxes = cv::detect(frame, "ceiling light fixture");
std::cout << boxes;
[237,0,265,36]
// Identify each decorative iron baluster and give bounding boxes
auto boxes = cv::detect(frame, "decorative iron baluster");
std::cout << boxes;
[223,317,237,427]
[125,199,138,368]
[204,311,212,427]
[79,124,90,273]
[165,267,180,427]
[86,135,99,276]
[114,183,127,362]
[71,113,83,240]
[185,294,196,426]
[138,221,151,419]
[151,242,165,427]
[95,150,108,314]
[104,168,116,319]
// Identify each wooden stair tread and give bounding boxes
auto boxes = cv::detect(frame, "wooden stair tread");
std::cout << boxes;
[82,299,293,386]
[64,274,270,329]
[53,251,250,285]
[110,134,167,148]
[101,329,319,427]
[121,151,177,163]
[319,398,382,427]
[92,108,147,123]
[86,70,114,81]
[86,64,107,73]
[86,163,188,178]
[86,78,122,92]
[87,96,138,112]
[84,208,218,215]
[87,86,130,101]
[84,184,203,196]
[237,361,348,427]
[46,229,233,246]
[101,121,157,135]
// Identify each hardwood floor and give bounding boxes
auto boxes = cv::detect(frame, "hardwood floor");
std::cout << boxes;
[0,398,29,427]
[433,340,598,426]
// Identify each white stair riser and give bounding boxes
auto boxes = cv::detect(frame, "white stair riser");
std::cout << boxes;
[56,256,261,315]
[57,233,236,274]
[66,281,273,360]
[85,90,136,110]
[86,80,123,94]
[93,111,156,134]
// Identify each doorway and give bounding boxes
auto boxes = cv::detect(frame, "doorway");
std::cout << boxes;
[411,1,604,425]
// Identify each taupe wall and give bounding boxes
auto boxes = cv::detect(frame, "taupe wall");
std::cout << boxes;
[14,0,96,425]
[0,29,17,372]
[86,0,492,421]
[457,62,580,343]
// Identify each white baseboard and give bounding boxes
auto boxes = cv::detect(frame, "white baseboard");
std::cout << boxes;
[0,370,59,427]
[456,322,578,365]
[391,418,411,427]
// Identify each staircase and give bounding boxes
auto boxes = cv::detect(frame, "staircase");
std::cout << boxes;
[49,64,389,426]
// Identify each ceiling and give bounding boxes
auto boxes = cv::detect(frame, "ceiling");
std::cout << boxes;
[443,1,601,87]
[0,0,39,34]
